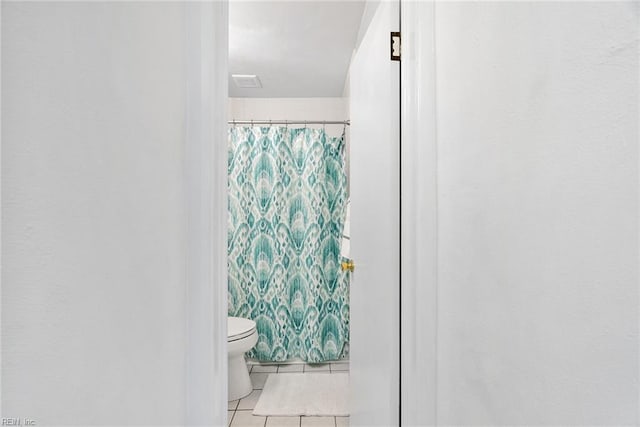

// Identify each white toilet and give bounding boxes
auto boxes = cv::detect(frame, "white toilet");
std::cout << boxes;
[228,316,258,401]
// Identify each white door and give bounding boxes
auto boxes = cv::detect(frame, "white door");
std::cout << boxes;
[349,2,400,426]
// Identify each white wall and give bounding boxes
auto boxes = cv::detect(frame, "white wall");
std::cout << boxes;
[403,1,639,425]
[2,3,227,425]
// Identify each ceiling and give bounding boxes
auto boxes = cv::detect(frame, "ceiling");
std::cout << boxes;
[229,1,366,98]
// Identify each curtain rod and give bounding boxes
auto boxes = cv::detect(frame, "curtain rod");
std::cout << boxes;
[228,120,350,126]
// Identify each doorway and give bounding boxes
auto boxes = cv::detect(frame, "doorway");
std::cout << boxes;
[223,1,400,426]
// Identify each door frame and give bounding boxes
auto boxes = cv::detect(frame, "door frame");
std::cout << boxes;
[184,2,229,425]
[399,1,438,425]
[186,0,437,425]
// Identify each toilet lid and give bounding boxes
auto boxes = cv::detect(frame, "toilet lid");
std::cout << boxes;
[228,317,257,341]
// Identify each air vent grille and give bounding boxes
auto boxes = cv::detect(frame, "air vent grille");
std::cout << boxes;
[232,74,262,89]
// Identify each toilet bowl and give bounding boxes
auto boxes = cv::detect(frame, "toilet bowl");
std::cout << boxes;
[228,316,258,401]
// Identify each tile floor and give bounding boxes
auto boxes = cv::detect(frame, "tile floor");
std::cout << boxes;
[228,361,350,427]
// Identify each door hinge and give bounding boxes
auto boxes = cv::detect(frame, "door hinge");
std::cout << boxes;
[391,31,401,61]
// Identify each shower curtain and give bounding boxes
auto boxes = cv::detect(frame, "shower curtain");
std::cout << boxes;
[228,126,349,363]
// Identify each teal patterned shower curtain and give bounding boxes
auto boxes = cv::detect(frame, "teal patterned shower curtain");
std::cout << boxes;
[228,126,349,363]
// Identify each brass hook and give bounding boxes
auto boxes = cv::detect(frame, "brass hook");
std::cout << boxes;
[341,260,355,272]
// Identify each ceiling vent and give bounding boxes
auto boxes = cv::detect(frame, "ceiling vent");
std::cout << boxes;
[232,74,262,89]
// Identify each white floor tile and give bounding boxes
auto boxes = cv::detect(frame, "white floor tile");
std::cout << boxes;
[278,364,304,373]
[237,389,262,410]
[304,364,330,373]
[228,411,234,427]
[330,363,349,372]
[231,410,266,427]
[250,372,269,389]
[335,416,349,427]
[229,400,239,410]
[266,416,301,426]
[300,416,335,427]
[252,364,278,373]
